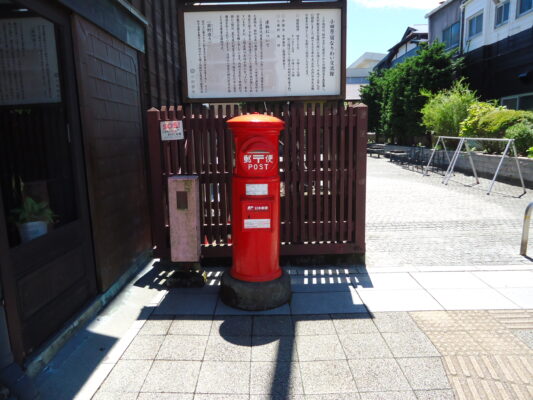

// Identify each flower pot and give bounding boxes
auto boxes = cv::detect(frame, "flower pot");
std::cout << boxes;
[18,221,48,243]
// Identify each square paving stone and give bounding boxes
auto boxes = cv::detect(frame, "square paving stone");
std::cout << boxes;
[331,313,377,334]
[424,330,484,355]
[292,315,336,335]
[359,391,417,400]
[215,300,291,316]
[211,316,253,336]
[396,357,451,390]
[512,330,533,349]
[295,335,346,361]
[253,316,294,336]
[469,330,532,354]
[348,358,411,392]
[250,362,304,395]
[497,288,533,308]
[382,331,440,358]
[138,394,193,400]
[354,272,422,290]
[156,335,208,360]
[204,335,251,361]
[121,335,165,360]
[154,292,218,315]
[195,361,250,394]
[169,316,213,335]
[251,336,297,362]
[92,392,139,400]
[99,360,152,392]
[290,291,367,315]
[142,360,201,393]
[291,275,353,292]
[427,288,518,310]
[139,317,172,335]
[306,394,361,400]
[414,390,456,400]
[409,311,463,331]
[473,271,533,288]
[299,360,358,394]
[338,333,393,359]
[250,395,305,400]
[410,272,489,289]
[194,396,249,400]
[358,290,443,312]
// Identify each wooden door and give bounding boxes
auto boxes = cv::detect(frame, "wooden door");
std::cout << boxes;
[0,0,97,362]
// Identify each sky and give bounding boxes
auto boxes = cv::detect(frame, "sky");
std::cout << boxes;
[346,0,444,66]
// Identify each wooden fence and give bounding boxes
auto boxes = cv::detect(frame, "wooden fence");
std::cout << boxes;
[147,102,367,260]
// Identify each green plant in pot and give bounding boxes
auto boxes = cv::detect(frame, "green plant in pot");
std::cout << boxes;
[11,196,55,243]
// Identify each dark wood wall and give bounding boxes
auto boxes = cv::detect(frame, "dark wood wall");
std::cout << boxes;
[72,15,151,291]
[131,0,181,107]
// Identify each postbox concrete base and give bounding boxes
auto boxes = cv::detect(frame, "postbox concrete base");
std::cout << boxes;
[220,271,291,311]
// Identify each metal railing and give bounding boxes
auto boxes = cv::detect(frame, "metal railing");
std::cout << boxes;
[520,202,533,256]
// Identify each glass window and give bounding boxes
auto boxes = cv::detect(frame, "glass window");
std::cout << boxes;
[442,21,460,48]
[518,0,533,15]
[495,1,510,26]
[468,12,483,38]
[501,97,518,109]
[519,95,533,111]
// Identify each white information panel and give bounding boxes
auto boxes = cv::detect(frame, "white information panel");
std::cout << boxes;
[246,183,269,196]
[244,219,271,229]
[0,18,61,105]
[160,120,185,141]
[183,9,342,99]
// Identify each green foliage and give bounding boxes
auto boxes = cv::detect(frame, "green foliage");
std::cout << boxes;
[10,197,55,224]
[458,102,499,137]
[505,122,533,156]
[361,42,462,145]
[421,79,478,137]
[460,103,533,138]
[528,147,533,158]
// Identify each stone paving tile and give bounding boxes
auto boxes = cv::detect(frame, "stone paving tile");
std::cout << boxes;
[331,313,378,334]
[447,375,532,400]
[338,333,393,359]
[153,292,218,315]
[169,316,213,336]
[447,310,506,331]
[358,391,417,400]
[98,360,152,393]
[251,336,297,362]
[295,335,346,361]
[253,316,294,336]
[382,331,440,358]
[92,392,139,400]
[251,395,305,400]
[138,317,172,335]
[292,315,337,335]
[138,394,193,400]
[497,288,533,308]
[214,300,291,316]
[305,394,361,400]
[196,361,250,394]
[291,276,353,292]
[156,335,208,361]
[512,330,533,349]
[203,335,251,361]
[424,330,485,356]
[353,272,422,290]
[195,396,249,400]
[121,334,165,360]
[299,360,358,394]
[348,358,411,392]
[469,330,533,354]
[141,360,201,393]
[414,390,456,400]
[290,291,367,314]
[250,362,304,395]
[473,271,533,288]
[396,357,451,390]
[357,289,443,312]
[210,316,253,336]
[372,312,422,333]
[410,272,489,289]
[410,311,464,331]
[427,288,518,310]
[488,309,533,330]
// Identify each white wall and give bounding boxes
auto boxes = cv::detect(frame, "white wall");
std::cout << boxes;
[463,0,533,52]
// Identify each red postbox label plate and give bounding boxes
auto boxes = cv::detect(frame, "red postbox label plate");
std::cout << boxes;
[241,150,275,172]
[242,201,272,231]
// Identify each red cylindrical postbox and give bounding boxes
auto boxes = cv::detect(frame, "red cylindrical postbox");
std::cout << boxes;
[220,113,291,310]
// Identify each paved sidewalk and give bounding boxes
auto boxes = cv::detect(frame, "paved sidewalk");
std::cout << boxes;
[33,157,533,399]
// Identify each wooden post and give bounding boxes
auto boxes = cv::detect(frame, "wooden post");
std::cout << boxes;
[354,104,368,254]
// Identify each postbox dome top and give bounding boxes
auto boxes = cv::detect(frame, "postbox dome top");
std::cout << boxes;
[227,113,284,129]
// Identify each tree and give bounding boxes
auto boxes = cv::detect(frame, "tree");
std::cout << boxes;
[361,42,462,145]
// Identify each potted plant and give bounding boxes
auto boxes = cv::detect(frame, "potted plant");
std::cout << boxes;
[10,196,55,243]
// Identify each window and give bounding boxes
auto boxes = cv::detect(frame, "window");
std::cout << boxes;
[442,21,460,48]
[518,0,533,16]
[468,12,483,38]
[495,1,510,27]
[501,93,533,111]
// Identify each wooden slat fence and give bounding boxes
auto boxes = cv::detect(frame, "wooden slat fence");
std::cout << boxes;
[147,102,367,260]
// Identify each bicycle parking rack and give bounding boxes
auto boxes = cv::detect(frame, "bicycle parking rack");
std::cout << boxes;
[424,136,526,196]
[521,202,533,256]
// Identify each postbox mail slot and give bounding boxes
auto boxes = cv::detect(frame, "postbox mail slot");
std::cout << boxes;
[242,200,272,231]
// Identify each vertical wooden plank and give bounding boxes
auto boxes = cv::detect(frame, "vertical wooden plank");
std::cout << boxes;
[282,102,291,242]
[146,108,168,259]
[176,105,185,174]
[338,104,346,242]
[322,103,330,243]
[160,106,172,176]
[298,103,306,243]
[168,105,178,174]
[217,105,228,243]
[346,103,355,244]
[225,105,234,242]
[290,103,298,244]
[201,106,214,245]
[331,103,339,242]
[314,103,321,242]
[354,105,367,252]
[306,102,314,243]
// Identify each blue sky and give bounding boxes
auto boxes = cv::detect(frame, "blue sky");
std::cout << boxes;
[346,0,443,66]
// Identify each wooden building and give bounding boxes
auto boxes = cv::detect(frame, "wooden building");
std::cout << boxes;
[0,0,179,378]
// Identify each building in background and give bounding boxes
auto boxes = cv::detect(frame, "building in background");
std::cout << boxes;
[345,52,385,101]
[374,25,428,70]
[426,0,533,110]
